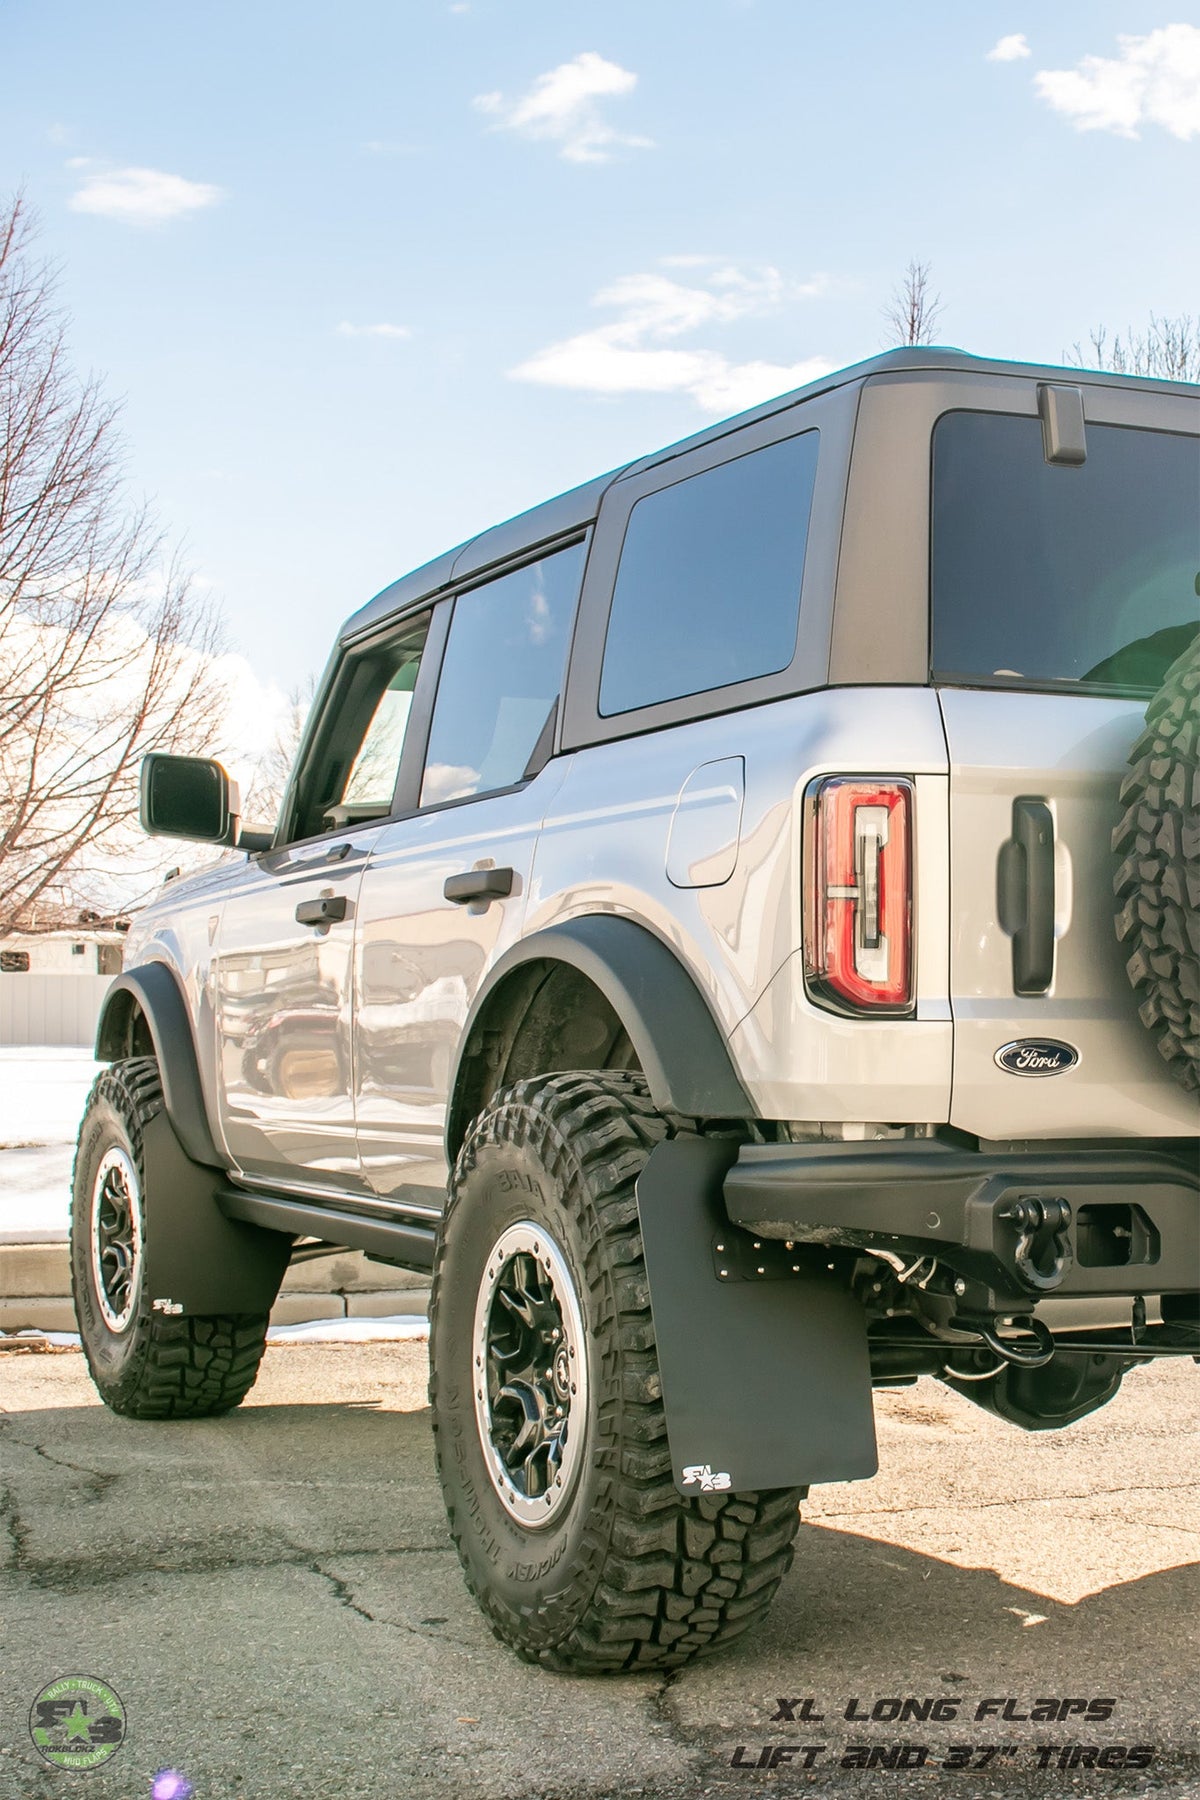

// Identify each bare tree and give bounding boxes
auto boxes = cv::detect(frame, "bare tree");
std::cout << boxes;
[0,194,229,934]
[1068,314,1199,382]
[241,676,316,830]
[883,259,945,346]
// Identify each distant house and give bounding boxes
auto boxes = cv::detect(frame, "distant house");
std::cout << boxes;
[0,929,125,977]
[0,921,128,1047]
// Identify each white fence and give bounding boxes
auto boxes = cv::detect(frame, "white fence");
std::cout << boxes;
[0,974,113,1047]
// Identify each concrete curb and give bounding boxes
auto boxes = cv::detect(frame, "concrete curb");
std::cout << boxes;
[0,1244,431,1335]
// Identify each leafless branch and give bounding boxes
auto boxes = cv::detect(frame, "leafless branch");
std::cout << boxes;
[240,676,316,830]
[1067,314,1199,382]
[882,259,945,347]
[0,192,230,933]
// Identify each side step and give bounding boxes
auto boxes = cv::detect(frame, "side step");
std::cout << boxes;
[219,1189,437,1272]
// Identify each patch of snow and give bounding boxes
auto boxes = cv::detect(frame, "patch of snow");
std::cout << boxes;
[267,1315,430,1344]
[2,1328,82,1347]
[3,1314,432,1350]
[0,1048,100,1241]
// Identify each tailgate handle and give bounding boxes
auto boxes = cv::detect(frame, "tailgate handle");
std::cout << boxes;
[997,798,1055,996]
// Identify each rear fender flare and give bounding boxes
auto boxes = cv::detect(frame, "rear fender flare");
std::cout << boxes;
[447,914,753,1160]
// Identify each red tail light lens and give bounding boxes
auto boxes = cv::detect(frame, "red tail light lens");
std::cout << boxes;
[804,777,913,1013]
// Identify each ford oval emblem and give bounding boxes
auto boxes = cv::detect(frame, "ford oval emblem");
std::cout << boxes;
[994,1039,1080,1077]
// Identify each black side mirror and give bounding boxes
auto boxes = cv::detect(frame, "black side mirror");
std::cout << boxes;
[140,754,236,844]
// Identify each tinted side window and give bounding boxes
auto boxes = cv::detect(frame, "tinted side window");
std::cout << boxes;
[341,641,423,808]
[421,542,584,807]
[932,413,1200,692]
[290,616,430,840]
[599,430,819,717]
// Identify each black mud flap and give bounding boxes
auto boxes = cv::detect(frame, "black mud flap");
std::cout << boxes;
[636,1136,877,1496]
[141,1110,292,1318]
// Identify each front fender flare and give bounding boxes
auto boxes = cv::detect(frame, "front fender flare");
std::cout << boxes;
[96,962,223,1169]
[447,914,753,1158]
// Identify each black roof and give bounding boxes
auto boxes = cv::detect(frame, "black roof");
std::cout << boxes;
[341,345,1200,643]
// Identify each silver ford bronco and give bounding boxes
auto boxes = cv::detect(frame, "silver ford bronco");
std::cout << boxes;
[72,348,1199,1672]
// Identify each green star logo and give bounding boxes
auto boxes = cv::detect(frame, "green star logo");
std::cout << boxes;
[63,1700,95,1743]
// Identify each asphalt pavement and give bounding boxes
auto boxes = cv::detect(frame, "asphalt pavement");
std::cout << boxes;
[1,1344,1197,1800]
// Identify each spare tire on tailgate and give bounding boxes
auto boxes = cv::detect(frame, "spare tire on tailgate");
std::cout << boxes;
[1112,632,1200,1094]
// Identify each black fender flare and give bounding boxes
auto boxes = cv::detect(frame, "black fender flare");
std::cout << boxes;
[447,914,753,1158]
[96,962,223,1169]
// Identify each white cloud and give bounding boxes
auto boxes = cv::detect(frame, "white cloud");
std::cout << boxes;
[1034,24,1200,140]
[336,321,412,339]
[68,165,223,225]
[987,33,1031,62]
[510,262,831,414]
[474,51,653,163]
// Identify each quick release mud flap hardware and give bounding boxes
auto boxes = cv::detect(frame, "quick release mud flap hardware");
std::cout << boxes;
[635,1136,877,1496]
[712,1231,809,1282]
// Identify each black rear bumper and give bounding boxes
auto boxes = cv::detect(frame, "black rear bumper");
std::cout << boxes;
[724,1139,1199,1308]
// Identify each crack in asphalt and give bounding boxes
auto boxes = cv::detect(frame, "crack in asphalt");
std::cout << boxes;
[4,1538,457,1592]
[647,1666,705,1768]
[26,1439,119,1499]
[311,1558,380,1627]
[309,1558,480,1648]
[0,1481,30,1568]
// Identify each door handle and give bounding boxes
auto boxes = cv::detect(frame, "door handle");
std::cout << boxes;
[443,867,515,905]
[996,798,1055,995]
[295,894,348,927]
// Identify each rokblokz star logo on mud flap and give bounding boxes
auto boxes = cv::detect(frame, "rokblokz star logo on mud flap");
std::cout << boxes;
[29,1674,126,1770]
[681,1463,732,1491]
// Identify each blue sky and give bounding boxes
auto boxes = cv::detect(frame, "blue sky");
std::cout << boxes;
[3,1,1198,701]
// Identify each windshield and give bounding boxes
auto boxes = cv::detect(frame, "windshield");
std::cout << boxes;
[931,411,1199,693]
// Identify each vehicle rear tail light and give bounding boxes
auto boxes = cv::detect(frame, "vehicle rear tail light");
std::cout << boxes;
[804,778,913,1014]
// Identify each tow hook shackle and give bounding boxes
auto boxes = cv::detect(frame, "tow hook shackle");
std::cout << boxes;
[998,1194,1073,1292]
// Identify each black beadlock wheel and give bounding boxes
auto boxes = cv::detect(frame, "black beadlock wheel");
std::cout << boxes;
[428,1070,804,1673]
[1113,634,1200,1094]
[70,1057,270,1419]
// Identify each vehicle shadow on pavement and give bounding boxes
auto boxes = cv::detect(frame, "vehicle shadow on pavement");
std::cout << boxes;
[676,1533,1200,1794]
[2,1381,1197,1798]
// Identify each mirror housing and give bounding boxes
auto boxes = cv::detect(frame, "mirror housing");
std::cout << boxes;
[140,754,238,845]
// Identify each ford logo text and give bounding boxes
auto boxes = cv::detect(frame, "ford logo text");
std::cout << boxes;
[994,1039,1080,1077]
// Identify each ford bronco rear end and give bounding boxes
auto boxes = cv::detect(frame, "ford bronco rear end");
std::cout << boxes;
[74,349,1198,1672]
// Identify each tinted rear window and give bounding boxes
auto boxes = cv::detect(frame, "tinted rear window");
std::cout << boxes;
[932,412,1199,692]
[599,430,819,716]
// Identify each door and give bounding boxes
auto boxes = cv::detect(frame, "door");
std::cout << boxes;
[932,391,1199,1139]
[215,616,430,1189]
[354,540,587,1207]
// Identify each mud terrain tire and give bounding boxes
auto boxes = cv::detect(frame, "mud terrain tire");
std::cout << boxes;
[71,1058,270,1418]
[429,1070,804,1673]
[1113,635,1200,1094]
